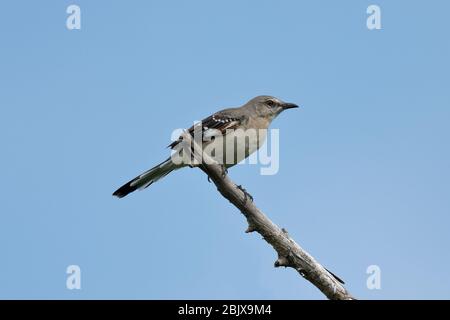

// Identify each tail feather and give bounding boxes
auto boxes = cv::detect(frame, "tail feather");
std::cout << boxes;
[113,159,175,198]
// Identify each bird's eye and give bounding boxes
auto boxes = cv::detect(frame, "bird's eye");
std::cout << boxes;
[266,100,275,107]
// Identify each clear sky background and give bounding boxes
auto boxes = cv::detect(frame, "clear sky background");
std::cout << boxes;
[1,1,449,299]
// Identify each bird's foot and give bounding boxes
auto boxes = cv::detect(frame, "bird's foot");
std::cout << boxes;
[237,185,253,203]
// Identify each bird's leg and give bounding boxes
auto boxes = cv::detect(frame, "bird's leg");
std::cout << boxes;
[237,185,254,203]
[220,165,228,178]
[204,165,225,182]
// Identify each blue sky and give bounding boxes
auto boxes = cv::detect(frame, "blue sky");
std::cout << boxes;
[0,1,449,299]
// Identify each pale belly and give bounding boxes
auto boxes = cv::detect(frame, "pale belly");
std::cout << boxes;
[204,129,267,167]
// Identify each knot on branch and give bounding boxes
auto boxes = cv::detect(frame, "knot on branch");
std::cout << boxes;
[245,224,256,233]
[297,268,308,278]
[274,256,291,268]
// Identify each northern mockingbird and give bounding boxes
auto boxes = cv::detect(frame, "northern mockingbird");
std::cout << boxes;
[113,95,298,198]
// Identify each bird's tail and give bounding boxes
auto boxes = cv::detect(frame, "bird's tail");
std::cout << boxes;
[113,158,176,198]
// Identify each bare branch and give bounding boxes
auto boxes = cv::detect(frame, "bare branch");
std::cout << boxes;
[181,132,355,300]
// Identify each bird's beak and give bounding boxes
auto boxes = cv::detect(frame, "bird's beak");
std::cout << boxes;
[281,102,299,110]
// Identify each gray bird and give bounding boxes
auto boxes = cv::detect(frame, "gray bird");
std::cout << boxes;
[113,95,298,198]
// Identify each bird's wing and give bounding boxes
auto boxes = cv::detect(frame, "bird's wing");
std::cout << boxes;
[168,110,243,149]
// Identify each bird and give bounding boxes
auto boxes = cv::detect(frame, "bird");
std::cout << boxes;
[113,95,299,198]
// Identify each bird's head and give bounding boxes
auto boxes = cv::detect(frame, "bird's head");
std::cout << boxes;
[248,95,299,120]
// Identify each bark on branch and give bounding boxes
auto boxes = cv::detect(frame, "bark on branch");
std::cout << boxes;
[181,132,355,300]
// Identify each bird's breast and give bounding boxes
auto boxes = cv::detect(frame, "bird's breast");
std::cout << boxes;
[204,128,267,167]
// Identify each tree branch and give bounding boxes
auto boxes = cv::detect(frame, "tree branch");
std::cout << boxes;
[181,132,355,300]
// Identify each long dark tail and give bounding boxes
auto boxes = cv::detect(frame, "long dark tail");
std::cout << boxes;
[113,159,176,198]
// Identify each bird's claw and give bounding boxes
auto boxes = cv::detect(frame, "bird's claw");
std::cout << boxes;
[237,185,253,203]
